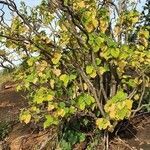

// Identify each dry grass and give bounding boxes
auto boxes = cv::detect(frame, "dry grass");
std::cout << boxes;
[0,73,13,85]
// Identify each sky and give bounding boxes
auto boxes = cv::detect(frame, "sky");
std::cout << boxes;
[15,0,42,7]
[1,0,42,21]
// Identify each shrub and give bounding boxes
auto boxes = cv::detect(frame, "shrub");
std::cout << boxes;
[0,0,149,147]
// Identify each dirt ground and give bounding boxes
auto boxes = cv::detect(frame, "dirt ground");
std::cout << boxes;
[0,84,150,150]
[109,113,150,150]
[0,84,57,150]
[0,87,27,122]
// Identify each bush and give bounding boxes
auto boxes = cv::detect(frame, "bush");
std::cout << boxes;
[0,0,149,148]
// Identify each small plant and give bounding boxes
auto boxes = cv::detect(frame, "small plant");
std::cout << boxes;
[57,115,94,150]
[59,129,86,150]
[86,130,102,150]
[0,122,12,140]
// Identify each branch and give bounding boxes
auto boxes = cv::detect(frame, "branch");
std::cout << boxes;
[132,75,146,117]
[77,67,105,117]
[58,0,90,44]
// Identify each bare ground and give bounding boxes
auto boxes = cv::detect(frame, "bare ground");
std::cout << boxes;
[0,87,27,122]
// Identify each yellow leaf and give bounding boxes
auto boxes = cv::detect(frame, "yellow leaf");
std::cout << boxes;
[48,103,55,111]
[73,1,85,10]
[38,72,43,77]
[41,60,48,67]
[104,104,109,112]
[109,104,116,112]
[109,111,116,119]
[50,79,55,89]
[61,24,67,31]
[39,66,45,72]
[78,1,85,8]
[105,104,116,119]
[90,70,97,78]
[39,61,47,71]
[33,78,38,84]
[47,94,54,101]
[100,20,108,33]
[83,83,88,90]
[30,106,37,112]
[125,99,133,110]
[98,67,106,75]
[52,52,62,64]
[24,114,31,124]
[92,19,98,28]
[85,22,94,33]
[27,59,33,66]
[126,111,132,118]
[118,102,124,109]
[20,112,31,124]
[96,118,111,130]
[132,17,139,23]
[57,109,65,117]
[52,68,61,77]
[134,94,139,100]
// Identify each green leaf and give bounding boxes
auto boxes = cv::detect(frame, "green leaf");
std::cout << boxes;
[60,74,70,87]
[44,115,54,129]
[85,94,95,105]
[110,48,120,58]
[69,106,76,114]
[95,58,101,65]
[77,95,86,110]
[69,74,77,81]
[34,96,44,104]
[59,102,66,108]
[111,90,127,103]
[127,79,137,87]
[86,65,94,74]
[26,74,35,82]
[77,94,95,110]
[107,38,117,47]
[95,36,104,46]
[79,133,86,142]
[79,101,86,110]
[60,140,71,150]
[89,33,104,52]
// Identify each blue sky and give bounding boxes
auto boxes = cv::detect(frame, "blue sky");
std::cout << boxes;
[0,0,42,22]
[15,0,42,7]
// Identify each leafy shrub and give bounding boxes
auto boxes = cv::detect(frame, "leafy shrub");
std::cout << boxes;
[0,0,149,147]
